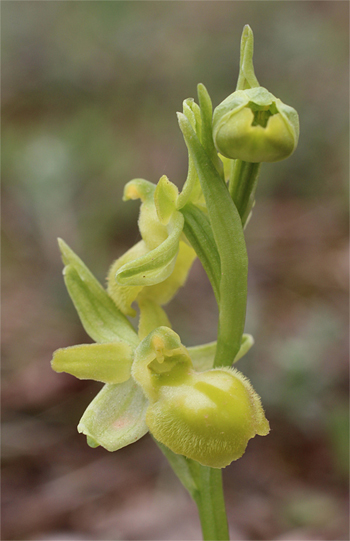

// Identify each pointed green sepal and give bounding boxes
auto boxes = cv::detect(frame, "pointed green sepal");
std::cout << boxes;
[188,333,254,372]
[176,99,204,210]
[58,239,138,347]
[236,24,260,91]
[188,341,217,372]
[234,333,254,362]
[154,175,179,225]
[78,378,149,452]
[51,342,133,384]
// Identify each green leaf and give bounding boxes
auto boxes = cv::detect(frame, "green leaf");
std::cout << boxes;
[181,203,221,302]
[177,115,248,366]
[197,83,223,177]
[51,342,133,384]
[78,378,149,452]
[59,239,138,347]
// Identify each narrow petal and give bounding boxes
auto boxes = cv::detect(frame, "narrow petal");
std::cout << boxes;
[188,334,254,372]
[138,299,172,341]
[233,334,254,363]
[188,341,217,372]
[51,342,133,384]
[59,239,138,347]
[78,378,149,452]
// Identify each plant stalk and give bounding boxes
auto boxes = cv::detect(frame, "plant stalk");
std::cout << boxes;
[155,440,230,540]
[228,160,261,226]
[191,465,230,540]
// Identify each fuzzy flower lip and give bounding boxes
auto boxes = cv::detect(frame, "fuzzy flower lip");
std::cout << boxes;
[213,86,299,163]
[132,327,269,468]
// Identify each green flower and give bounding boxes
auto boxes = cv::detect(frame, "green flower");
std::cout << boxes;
[107,176,196,317]
[213,86,299,163]
[132,327,269,468]
[51,241,262,465]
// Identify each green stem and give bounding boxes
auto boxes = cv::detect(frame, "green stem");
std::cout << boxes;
[155,439,229,540]
[190,465,229,540]
[229,160,261,226]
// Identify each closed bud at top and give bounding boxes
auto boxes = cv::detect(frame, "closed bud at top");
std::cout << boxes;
[213,87,299,163]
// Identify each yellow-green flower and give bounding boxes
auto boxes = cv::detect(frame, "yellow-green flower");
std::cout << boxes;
[213,87,299,163]
[51,241,263,465]
[107,177,196,317]
[132,327,269,468]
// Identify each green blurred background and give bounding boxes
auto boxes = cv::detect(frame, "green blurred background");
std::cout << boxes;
[2,2,349,540]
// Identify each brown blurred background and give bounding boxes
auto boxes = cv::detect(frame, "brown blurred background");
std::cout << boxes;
[2,2,349,540]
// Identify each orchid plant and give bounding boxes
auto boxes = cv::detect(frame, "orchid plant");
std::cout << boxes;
[51,26,299,540]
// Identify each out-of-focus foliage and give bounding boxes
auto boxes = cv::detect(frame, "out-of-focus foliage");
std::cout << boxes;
[2,2,349,540]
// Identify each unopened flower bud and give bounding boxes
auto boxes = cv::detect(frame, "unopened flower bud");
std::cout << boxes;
[213,87,299,163]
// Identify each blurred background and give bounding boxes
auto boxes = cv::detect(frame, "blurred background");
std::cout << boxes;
[2,2,349,540]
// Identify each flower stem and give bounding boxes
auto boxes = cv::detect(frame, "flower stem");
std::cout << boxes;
[190,465,230,540]
[155,440,229,539]
[228,160,261,226]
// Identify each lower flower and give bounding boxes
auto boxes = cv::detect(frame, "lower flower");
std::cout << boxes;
[132,327,269,468]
